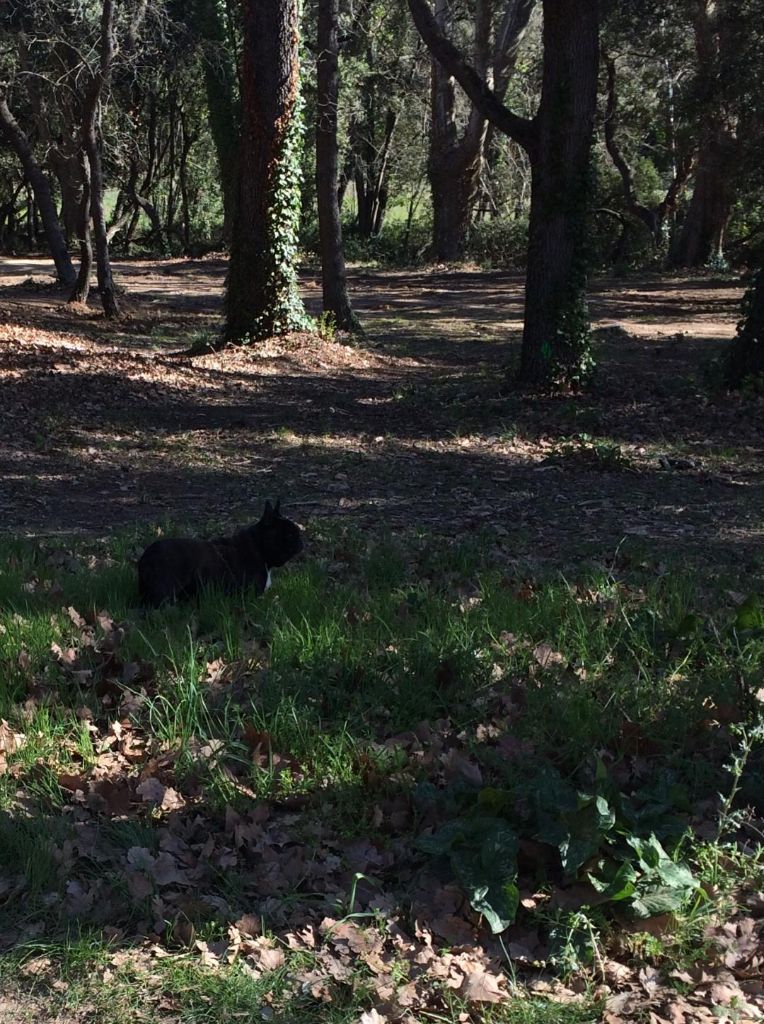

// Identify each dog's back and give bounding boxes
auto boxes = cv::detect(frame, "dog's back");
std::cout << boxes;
[138,537,223,606]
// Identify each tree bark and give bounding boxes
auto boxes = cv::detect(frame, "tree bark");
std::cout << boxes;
[224,0,308,343]
[69,150,93,304]
[351,105,397,238]
[428,0,535,261]
[315,0,357,330]
[191,0,240,242]
[408,0,599,389]
[520,0,599,387]
[78,0,120,317]
[723,269,764,388]
[671,0,737,267]
[0,92,76,285]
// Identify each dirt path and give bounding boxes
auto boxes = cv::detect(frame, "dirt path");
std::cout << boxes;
[0,256,760,569]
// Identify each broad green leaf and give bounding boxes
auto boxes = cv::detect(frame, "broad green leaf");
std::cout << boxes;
[588,859,637,901]
[556,796,616,874]
[630,885,692,918]
[416,820,468,857]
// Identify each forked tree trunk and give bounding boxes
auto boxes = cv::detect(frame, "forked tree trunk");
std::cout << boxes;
[224,0,308,343]
[408,0,599,390]
[0,93,76,285]
[428,0,483,261]
[428,0,535,261]
[315,0,357,330]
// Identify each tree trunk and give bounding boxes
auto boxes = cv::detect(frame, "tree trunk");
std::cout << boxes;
[671,0,737,268]
[224,0,308,344]
[428,0,475,259]
[0,93,76,285]
[69,151,93,304]
[166,88,177,249]
[191,0,240,243]
[430,158,477,260]
[408,0,598,389]
[428,0,485,261]
[315,0,357,330]
[672,125,735,266]
[723,269,764,388]
[179,110,194,254]
[519,0,599,387]
[81,0,120,318]
[351,104,398,238]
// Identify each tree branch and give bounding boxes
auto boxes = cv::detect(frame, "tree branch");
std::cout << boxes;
[407,0,536,155]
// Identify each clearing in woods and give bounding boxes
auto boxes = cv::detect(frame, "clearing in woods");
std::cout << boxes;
[0,256,759,566]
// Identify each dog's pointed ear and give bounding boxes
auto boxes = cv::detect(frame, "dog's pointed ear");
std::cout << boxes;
[274,499,281,517]
[263,500,274,522]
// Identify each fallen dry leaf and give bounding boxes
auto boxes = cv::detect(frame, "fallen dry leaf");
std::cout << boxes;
[532,642,566,669]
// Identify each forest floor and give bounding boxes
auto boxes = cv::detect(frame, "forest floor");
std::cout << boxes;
[0,257,763,1024]
[0,256,760,569]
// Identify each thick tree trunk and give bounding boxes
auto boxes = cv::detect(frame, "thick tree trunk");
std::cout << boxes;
[315,0,357,330]
[430,158,477,260]
[224,0,308,343]
[671,0,737,268]
[0,93,76,285]
[518,0,599,387]
[672,125,735,266]
[427,0,486,261]
[408,0,598,389]
[428,0,477,260]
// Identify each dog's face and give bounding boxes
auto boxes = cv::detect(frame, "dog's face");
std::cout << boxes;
[253,500,304,567]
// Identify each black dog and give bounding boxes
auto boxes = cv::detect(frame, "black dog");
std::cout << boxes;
[137,500,303,607]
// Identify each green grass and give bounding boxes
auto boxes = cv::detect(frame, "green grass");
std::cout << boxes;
[0,523,762,1019]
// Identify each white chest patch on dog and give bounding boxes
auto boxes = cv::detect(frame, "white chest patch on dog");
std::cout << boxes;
[265,569,272,592]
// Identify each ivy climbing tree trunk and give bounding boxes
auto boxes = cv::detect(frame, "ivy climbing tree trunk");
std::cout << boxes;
[0,91,76,286]
[519,0,599,387]
[723,269,764,388]
[315,0,357,330]
[224,0,309,344]
[408,0,600,390]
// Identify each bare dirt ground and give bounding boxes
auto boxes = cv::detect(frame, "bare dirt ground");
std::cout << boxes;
[0,255,761,569]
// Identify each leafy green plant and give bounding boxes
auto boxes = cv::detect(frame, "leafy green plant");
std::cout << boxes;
[419,762,701,934]
[418,816,520,933]
[548,433,628,470]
